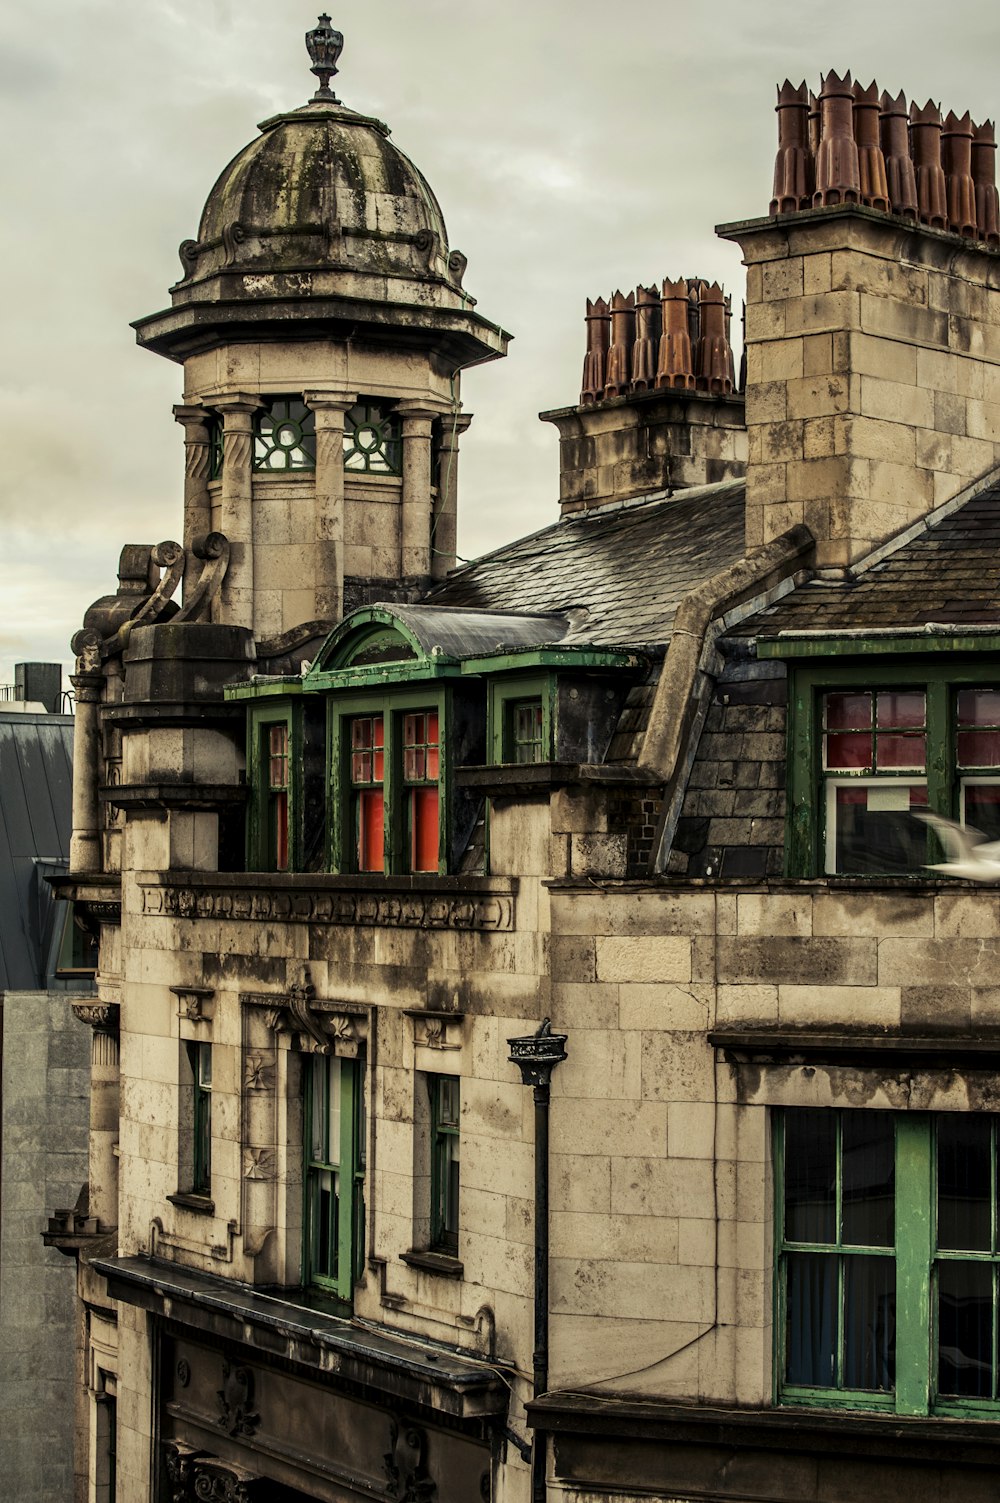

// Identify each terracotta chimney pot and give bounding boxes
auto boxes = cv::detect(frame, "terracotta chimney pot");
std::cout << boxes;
[910,99,948,228]
[580,296,610,405]
[972,119,1000,247]
[879,89,918,219]
[814,70,861,207]
[656,278,695,390]
[604,290,636,400]
[853,80,889,210]
[771,80,812,214]
[943,109,977,237]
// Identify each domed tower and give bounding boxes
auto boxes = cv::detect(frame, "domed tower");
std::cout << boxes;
[133,16,509,640]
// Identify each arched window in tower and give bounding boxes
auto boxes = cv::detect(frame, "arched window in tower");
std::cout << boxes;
[252,398,317,471]
[343,402,402,474]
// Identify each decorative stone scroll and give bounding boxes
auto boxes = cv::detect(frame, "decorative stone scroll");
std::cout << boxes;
[406,1009,464,1053]
[163,1440,264,1502]
[246,978,366,1058]
[142,881,515,932]
[170,985,215,1023]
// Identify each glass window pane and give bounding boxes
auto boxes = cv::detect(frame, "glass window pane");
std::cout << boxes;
[328,1060,341,1166]
[784,1110,836,1244]
[876,732,926,771]
[958,689,1000,727]
[825,693,873,731]
[785,1252,837,1387]
[964,783,1000,842]
[938,1261,993,1397]
[833,784,928,874]
[825,732,873,770]
[841,1112,895,1247]
[958,731,1000,769]
[876,691,925,730]
[843,1255,895,1391]
[937,1115,992,1252]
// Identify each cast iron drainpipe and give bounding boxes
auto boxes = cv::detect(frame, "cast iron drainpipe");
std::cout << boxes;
[508,1019,568,1503]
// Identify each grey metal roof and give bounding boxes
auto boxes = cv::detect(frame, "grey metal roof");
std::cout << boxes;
[0,710,74,990]
[426,479,747,650]
[385,603,569,658]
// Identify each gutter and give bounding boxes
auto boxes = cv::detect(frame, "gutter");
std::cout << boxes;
[637,524,815,869]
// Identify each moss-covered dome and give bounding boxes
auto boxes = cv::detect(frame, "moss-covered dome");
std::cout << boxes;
[177,98,463,293]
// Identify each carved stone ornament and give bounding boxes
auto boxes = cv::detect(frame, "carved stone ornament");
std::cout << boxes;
[142,881,515,932]
[216,1359,260,1439]
[243,1054,273,1093]
[170,985,215,1024]
[71,1000,120,1035]
[163,1441,264,1503]
[384,1418,436,1503]
[242,1147,274,1182]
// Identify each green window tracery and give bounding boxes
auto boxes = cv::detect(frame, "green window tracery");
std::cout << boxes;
[343,402,401,475]
[253,398,317,471]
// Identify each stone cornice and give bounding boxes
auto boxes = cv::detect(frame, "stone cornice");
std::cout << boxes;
[138,872,517,931]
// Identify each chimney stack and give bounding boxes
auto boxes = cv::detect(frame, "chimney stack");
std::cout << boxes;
[721,69,1000,566]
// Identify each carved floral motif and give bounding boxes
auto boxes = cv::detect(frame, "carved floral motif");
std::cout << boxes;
[142,883,515,932]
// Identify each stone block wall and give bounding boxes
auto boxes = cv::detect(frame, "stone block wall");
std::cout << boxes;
[0,991,89,1503]
[723,209,1000,565]
[541,391,747,516]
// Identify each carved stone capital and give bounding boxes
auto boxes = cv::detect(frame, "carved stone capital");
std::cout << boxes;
[438,411,474,448]
[303,389,359,416]
[173,403,211,439]
[71,1000,119,1035]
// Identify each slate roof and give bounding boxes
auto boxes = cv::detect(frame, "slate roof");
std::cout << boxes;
[427,479,747,651]
[0,709,75,991]
[741,484,1000,638]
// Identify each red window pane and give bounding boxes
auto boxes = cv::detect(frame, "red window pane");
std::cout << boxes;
[268,724,289,788]
[404,747,425,781]
[352,719,372,750]
[352,751,372,782]
[957,689,1000,727]
[876,691,925,730]
[410,786,439,872]
[958,730,1000,768]
[825,693,872,731]
[357,789,384,872]
[826,732,873,770]
[877,732,926,771]
[426,712,439,778]
[272,790,289,871]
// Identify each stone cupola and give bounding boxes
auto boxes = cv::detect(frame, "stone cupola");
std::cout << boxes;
[134,16,510,643]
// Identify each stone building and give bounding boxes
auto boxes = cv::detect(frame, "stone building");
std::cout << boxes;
[57,30,1000,1503]
[0,669,92,1503]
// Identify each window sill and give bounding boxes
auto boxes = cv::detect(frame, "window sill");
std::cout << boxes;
[167,1192,215,1216]
[400,1248,464,1279]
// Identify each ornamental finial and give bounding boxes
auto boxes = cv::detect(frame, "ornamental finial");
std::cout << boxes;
[305,14,344,102]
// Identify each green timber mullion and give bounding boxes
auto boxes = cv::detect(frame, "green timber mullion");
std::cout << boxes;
[335,1060,358,1300]
[785,668,818,876]
[895,1113,933,1416]
[925,679,951,817]
[772,1112,785,1405]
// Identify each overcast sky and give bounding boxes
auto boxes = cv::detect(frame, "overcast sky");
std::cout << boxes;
[4,0,1000,685]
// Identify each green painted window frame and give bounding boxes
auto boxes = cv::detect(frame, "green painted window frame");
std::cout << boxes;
[343,401,402,476]
[429,1073,460,1255]
[775,1107,1000,1418]
[328,688,448,874]
[488,674,554,764]
[246,702,299,873]
[786,661,1000,877]
[188,1041,212,1197]
[303,1052,366,1300]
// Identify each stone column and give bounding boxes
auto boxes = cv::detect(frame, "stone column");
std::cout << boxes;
[69,666,104,873]
[432,410,473,580]
[397,404,438,582]
[173,403,213,601]
[304,390,357,626]
[72,1001,120,1232]
[213,393,261,629]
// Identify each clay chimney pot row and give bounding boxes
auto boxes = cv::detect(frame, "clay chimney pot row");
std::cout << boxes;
[579,278,739,403]
[770,73,1000,244]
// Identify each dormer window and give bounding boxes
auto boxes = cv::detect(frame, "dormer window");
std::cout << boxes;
[340,698,443,874]
[253,398,317,471]
[343,402,401,475]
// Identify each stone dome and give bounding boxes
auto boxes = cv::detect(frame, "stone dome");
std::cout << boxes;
[175,98,467,297]
[134,23,506,368]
